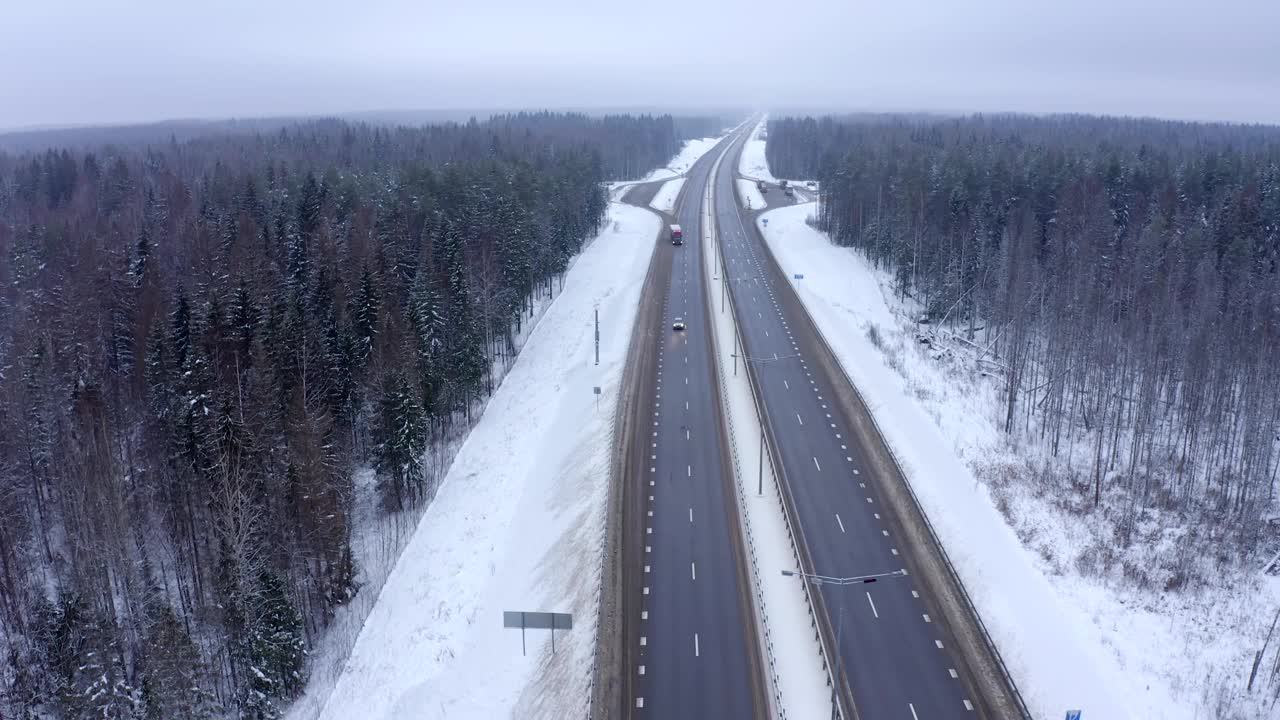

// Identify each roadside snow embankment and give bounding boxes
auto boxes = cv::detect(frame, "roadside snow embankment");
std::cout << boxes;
[644,136,720,182]
[757,204,1135,720]
[650,177,685,214]
[735,179,766,211]
[315,203,659,720]
[739,138,776,184]
[739,118,777,184]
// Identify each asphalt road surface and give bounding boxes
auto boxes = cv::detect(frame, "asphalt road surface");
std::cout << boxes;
[714,130,980,719]
[624,126,765,719]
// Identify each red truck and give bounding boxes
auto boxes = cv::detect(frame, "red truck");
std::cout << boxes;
[670,224,683,245]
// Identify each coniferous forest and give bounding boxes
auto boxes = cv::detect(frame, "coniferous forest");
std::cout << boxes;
[768,114,1280,569]
[0,112,696,718]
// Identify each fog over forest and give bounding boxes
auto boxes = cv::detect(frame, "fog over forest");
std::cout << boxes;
[3,0,1280,128]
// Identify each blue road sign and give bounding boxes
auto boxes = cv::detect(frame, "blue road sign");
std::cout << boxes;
[1066,711,1082,720]
[794,274,804,280]
[763,218,769,227]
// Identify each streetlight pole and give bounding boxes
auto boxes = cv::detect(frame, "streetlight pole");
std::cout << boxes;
[758,427,764,496]
[780,569,909,720]
[832,593,844,720]
[734,327,739,376]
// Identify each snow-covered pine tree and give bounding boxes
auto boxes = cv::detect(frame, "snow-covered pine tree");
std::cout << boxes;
[238,572,306,720]
[407,267,446,417]
[140,602,218,719]
[350,266,380,366]
[374,372,426,511]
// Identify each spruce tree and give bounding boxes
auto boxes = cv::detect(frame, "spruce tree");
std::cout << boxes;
[374,373,425,510]
[141,603,217,719]
[351,266,380,366]
[239,572,306,720]
[445,254,487,413]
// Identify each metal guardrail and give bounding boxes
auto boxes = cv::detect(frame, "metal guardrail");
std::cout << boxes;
[585,406,621,718]
[708,152,849,720]
[753,202,1033,720]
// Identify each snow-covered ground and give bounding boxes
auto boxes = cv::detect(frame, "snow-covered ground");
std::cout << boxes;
[735,178,766,211]
[606,181,633,202]
[643,136,721,182]
[739,118,777,184]
[649,177,684,214]
[757,200,1280,719]
[310,203,659,720]
[738,117,818,197]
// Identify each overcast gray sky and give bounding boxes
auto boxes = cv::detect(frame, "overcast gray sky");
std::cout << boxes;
[3,0,1279,129]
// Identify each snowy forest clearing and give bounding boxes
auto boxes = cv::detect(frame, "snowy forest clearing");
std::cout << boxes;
[649,177,685,214]
[757,201,1279,719]
[311,202,658,719]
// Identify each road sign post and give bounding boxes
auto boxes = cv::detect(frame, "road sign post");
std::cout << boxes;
[1066,711,1082,720]
[504,611,572,657]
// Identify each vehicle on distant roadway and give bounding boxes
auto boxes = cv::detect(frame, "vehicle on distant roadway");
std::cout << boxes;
[757,180,768,193]
[806,181,816,189]
[669,224,683,245]
[784,187,795,198]
[672,317,686,331]
[779,179,788,188]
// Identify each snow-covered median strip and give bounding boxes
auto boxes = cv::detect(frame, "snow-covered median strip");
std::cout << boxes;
[739,117,777,184]
[757,203,1134,720]
[735,178,766,211]
[643,136,722,182]
[315,203,659,720]
[650,177,685,214]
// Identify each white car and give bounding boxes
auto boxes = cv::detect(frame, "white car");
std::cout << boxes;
[672,318,686,331]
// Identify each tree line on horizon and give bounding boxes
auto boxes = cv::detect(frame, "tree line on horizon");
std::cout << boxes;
[768,113,1280,580]
[0,112,693,718]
